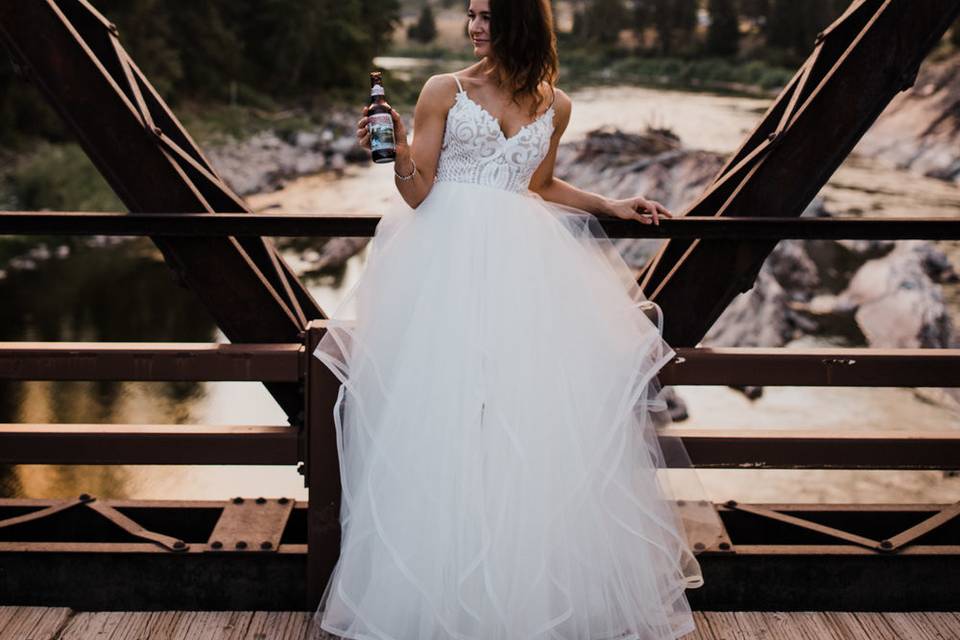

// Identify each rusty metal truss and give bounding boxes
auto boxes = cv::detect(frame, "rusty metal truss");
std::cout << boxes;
[638,0,960,346]
[1,497,958,611]
[0,0,327,419]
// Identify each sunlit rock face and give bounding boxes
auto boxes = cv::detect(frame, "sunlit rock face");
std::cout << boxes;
[855,52,960,185]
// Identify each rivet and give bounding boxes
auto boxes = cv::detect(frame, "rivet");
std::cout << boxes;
[278,497,289,504]
[725,499,738,508]
[677,499,686,506]
[233,496,244,504]
[211,540,223,549]
[260,541,273,550]
[78,493,92,502]
[256,497,266,504]
[172,540,186,550]
[880,539,893,549]
[693,542,706,550]
[236,540,248,549]
[719,541,731,550]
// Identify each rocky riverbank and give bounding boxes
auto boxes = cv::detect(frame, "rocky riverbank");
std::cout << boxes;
[854,52,960,184]
[204,108,367,197]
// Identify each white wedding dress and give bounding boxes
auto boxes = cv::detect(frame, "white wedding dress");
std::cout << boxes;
[309,74,716,640]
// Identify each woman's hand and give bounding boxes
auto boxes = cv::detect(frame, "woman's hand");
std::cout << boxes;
[356,104,410,159]
[603,195,673,225]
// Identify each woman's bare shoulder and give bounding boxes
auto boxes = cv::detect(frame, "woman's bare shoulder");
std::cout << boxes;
[550,86,573,122]
[414,73,461,114]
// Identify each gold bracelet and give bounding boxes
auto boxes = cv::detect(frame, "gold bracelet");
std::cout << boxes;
[394,158,417,181]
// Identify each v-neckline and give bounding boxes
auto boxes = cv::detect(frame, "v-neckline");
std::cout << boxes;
[455,90,554,143]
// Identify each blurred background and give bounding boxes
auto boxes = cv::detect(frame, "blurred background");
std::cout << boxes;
[1,1,959,506]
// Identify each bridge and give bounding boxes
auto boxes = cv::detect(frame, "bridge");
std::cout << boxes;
[0,0,959,637]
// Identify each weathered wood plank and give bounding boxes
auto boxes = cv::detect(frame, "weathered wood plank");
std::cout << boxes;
[58,611,155,639]
[688,611,717,639]
[0,606,73,640]
[3,608,957,639]
[780,611,846,640]
[243,611,321,640]
[881,612,951,640]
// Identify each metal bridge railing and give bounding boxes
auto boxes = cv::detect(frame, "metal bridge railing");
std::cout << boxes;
[1,210,958,604]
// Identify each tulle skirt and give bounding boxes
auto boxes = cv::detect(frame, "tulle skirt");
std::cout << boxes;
[309,180,718,640]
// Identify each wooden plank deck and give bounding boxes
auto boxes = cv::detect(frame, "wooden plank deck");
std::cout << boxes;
[2,607,959,639]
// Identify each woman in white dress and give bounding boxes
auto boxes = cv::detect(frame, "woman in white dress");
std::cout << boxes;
[309,1,715,638]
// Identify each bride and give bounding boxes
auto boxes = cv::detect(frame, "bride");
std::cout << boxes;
[309,0,714,638]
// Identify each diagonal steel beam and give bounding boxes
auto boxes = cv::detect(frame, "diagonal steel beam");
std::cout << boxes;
[638,0,960,346]
[0,0,327,419]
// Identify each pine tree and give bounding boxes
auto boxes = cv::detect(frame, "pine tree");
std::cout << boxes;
[633,0,697,55]
[574,0,628,44]
[706,0,740,57]
[407,4,438,44]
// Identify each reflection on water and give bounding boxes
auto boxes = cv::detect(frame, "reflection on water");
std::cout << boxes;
[0,238,364,502]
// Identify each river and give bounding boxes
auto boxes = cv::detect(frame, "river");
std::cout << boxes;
[2,84,959,505]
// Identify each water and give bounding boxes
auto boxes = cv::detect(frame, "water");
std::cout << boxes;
[3,85,959,504]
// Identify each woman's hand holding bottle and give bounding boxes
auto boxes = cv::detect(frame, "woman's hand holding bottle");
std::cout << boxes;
[356,105,410,162]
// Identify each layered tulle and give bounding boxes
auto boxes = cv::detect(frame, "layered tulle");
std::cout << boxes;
[309,181,719,640]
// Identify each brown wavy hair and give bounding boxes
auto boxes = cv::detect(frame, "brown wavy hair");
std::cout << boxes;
[488,0,559,116]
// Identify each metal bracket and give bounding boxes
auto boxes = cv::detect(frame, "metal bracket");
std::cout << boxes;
[678,499,734,554]
[206,496,294,552]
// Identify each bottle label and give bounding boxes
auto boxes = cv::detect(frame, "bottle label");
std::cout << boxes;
[368,112,395,153]
[370,85,385,97]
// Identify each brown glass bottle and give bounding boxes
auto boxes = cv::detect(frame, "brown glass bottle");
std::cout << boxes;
[367,71,396,163]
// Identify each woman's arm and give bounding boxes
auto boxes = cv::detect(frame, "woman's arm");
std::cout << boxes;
[528,89,672,225]
[357,75,453,209]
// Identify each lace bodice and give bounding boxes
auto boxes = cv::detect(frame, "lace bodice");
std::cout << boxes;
[434,74,556,194]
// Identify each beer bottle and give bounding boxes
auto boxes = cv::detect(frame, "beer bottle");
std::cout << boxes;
[367,71,396,163]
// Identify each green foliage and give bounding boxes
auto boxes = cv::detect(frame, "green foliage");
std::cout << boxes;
[765,0,845,63]
[0,0,401,141]
[706,0,741,57]
[7,142,122,212]
[408,4,439,44]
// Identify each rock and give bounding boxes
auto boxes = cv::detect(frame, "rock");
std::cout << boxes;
[554,127,728,270]
[301,237,370,277]
[294,131,321,149]
[855,52,960,184]
[204,111,372,195]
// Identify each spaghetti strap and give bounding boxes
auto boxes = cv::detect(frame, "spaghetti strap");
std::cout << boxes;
[450,73,464,94]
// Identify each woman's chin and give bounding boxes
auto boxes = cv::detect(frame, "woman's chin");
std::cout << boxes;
[472,44,490,58]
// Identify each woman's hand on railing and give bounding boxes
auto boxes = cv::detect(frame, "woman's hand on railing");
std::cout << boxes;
[603,196,673,225]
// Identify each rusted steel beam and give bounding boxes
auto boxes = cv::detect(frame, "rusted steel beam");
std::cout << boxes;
[639,0,960,346]
[0,342,302,381]
[304,320,344,609]
[661,347,960,387]
[0,499,958,610]
[2,425,957,469]
[0,1,325,419]
[662,428,960,470]
[0,424,299,465]
[4,212,960,240]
